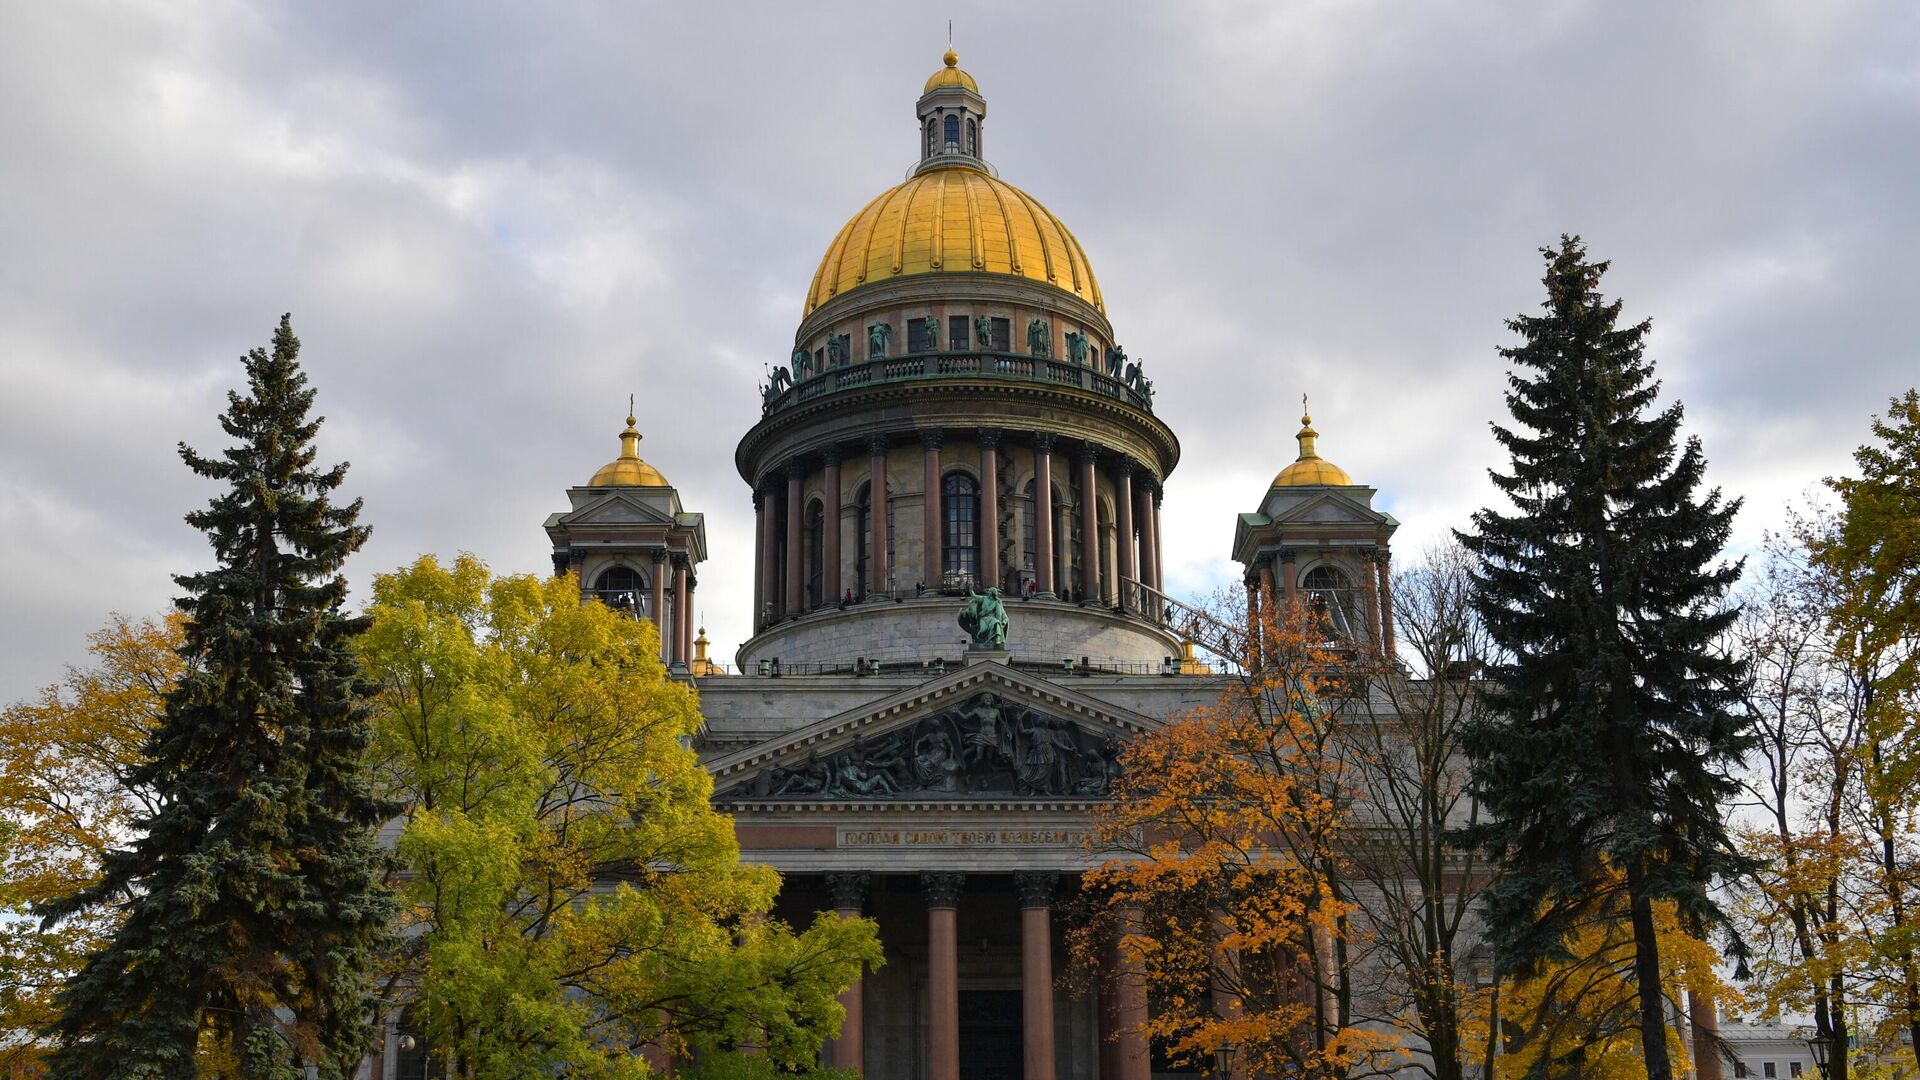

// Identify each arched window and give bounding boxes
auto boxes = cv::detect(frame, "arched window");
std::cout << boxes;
[856,481,897,596]
[1021,479,1037,584]
[926,118,937,157]
[944,113,960,147]
[593,565,645,614]
[804,499,825,608]
[966,117,977,155]
[944,472,980,581]
[1302,565,1357,637]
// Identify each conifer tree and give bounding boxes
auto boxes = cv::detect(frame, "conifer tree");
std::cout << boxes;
[1456,238,1754,1080]
[40,315,394,1079]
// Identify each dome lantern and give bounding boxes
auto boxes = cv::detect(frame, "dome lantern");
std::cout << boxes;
[915,45,988,175]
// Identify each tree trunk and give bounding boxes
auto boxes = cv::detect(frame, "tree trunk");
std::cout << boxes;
[1625,858,1675,1080]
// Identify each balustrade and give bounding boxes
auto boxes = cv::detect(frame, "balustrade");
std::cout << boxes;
[760,349,1153,415]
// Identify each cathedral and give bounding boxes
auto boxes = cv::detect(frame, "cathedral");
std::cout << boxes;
[539,50,1400,1080]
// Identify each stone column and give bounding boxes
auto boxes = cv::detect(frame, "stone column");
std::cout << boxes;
[1015,872,1058,1080]
[1689,988,1724,1080]
[1114,462,1136,606]
[750,492,765,631]
[1033,433,1056,598]
[1112,907,1150,1080]
[760,480,781,625]
[1376,545,1396,660]
[827,872,870,1075]
[1150,488,1165,593]
[979,429,1001,591]
[1280,547,1299,608]
[923,872,965,1080]
[1134,483,1156,616]
[823,448,842,605]
[868,435,890,596]
[922,430,945,590]
[651,550,669,663]
[785,464,804,614]
[1363,548,1384,652]
[670,555,689,668]
[680,573,696,663]
[1077,444,1100,603]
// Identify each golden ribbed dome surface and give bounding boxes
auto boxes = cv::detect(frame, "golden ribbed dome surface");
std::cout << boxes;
[925,49,978,93]
[805,165,1104,315]
[589,416,670,487]
[1273,409,1353,487]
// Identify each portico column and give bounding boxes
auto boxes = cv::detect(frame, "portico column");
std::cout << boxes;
[1114,463,1136,606]
[823,449,842,604]
[1015,872,1059,1080]
[1113,906,1150,1080]
[1150,488,1165,593]
[1363,548,1384,653]
[1134,483,1156,615]
[680,573,696,664]
[923,872,965,1080]
[1280,547,1299,609]
[1689,988,1724,1080]
[868,435,890,596]
[785,464,804,614]
[1376,544,1396,660]
[759,480,781,626]
[1077,444,1100,603]
[651,550,669,662]
[922,430,945,589]
[826,872,870,1075]
[1033,434,1056,598]
[670,555,689,668]
[978,429,1002,590]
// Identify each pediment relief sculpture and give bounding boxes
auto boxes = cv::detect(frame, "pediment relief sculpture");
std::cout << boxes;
[724,692,1124,801]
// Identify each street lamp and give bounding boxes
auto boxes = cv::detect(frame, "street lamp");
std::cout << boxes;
[1805,1031,1833,1079]
[1213,1042,1237,1079]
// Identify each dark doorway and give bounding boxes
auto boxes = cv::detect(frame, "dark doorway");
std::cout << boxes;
[958,989,1022,1080]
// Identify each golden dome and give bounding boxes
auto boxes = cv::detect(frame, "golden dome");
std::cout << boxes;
[806,166,1103,315]
[1273,405,1353,487]
[924,48,978,93]
[588,414,671,487]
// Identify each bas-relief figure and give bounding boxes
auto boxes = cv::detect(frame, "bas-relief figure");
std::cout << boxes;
[735,692,1124,800]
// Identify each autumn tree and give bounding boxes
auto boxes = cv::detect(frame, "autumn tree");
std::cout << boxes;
[1074,591,1398,1080]
[360,555,879,1079]
[1812,389,1920,1073]
[1336,543,1493,1080]
[1456,238,1754,1080]
[0,614,181,1072]
[40,315,395,1079]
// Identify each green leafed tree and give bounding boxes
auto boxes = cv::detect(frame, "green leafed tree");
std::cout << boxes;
[359,555,880,1080]
[40,315,396,1079]
[1455,238,1756,1080]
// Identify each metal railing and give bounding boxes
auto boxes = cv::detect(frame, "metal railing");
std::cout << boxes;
[763,349,1155,416]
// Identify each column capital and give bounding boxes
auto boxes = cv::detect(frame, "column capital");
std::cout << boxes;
[550,550,570,577]
[866,433,890,457]
[785,459,808,481]
[1074,441,1100,466]
[919,428,946,451]
[1277,547,1300,563]
[1111,456,1136,480]
[821,444,844,467]
[651,548,669,566]
[1031,431,1056,453]
[1014,870,1058,909]
[758,474,783,497]
[670,551,690,569]
[976,427,1002,450]
[826,871,870,912]
[921,871,965,909]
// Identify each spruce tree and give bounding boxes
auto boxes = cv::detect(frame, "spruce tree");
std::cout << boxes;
[1456,238,1755,1080]
[40,315,394,1079]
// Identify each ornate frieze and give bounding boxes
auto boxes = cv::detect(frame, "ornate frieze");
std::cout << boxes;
[729,692,1124,801]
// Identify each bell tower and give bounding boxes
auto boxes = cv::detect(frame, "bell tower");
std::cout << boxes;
[914,47,988,175]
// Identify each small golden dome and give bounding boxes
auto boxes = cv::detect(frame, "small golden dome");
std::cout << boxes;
[588,414,671,487]
[1272,404,1353,487]
[925,48,978,93]
[807,167,1102,314]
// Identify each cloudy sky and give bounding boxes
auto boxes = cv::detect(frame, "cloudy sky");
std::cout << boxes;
[1,0,1915,699]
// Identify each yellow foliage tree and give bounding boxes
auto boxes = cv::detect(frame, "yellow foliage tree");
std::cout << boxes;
[0,614,182,1072]
[1074,595,1400,1080]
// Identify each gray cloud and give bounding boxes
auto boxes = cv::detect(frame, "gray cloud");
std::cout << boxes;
[2,0,1915,699]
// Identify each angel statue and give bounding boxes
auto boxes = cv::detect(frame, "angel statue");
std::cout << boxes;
[958,584,1009,650]
[868,321,894,358]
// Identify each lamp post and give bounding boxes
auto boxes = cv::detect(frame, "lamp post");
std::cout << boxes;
[1213,1042,1237,1080]
[1806,1031,1833,1080]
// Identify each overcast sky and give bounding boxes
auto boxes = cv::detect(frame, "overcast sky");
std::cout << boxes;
[2,0,1915,699]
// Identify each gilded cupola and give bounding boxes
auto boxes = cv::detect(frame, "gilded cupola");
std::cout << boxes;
[588,413,671,488]
[1272,403,1354,487]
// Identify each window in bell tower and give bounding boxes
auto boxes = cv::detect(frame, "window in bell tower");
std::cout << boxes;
[592,565,645,614]
[944,113,960,148]
[966,118,977,155]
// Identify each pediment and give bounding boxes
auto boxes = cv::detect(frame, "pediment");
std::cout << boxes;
[560,490,677,526]
[1265,489,1384,528]
[708,662,1157,803]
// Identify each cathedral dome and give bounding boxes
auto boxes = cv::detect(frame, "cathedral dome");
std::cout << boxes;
[924,48,978,93]
[1273,408,1353,487]
[588,414,670,487]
